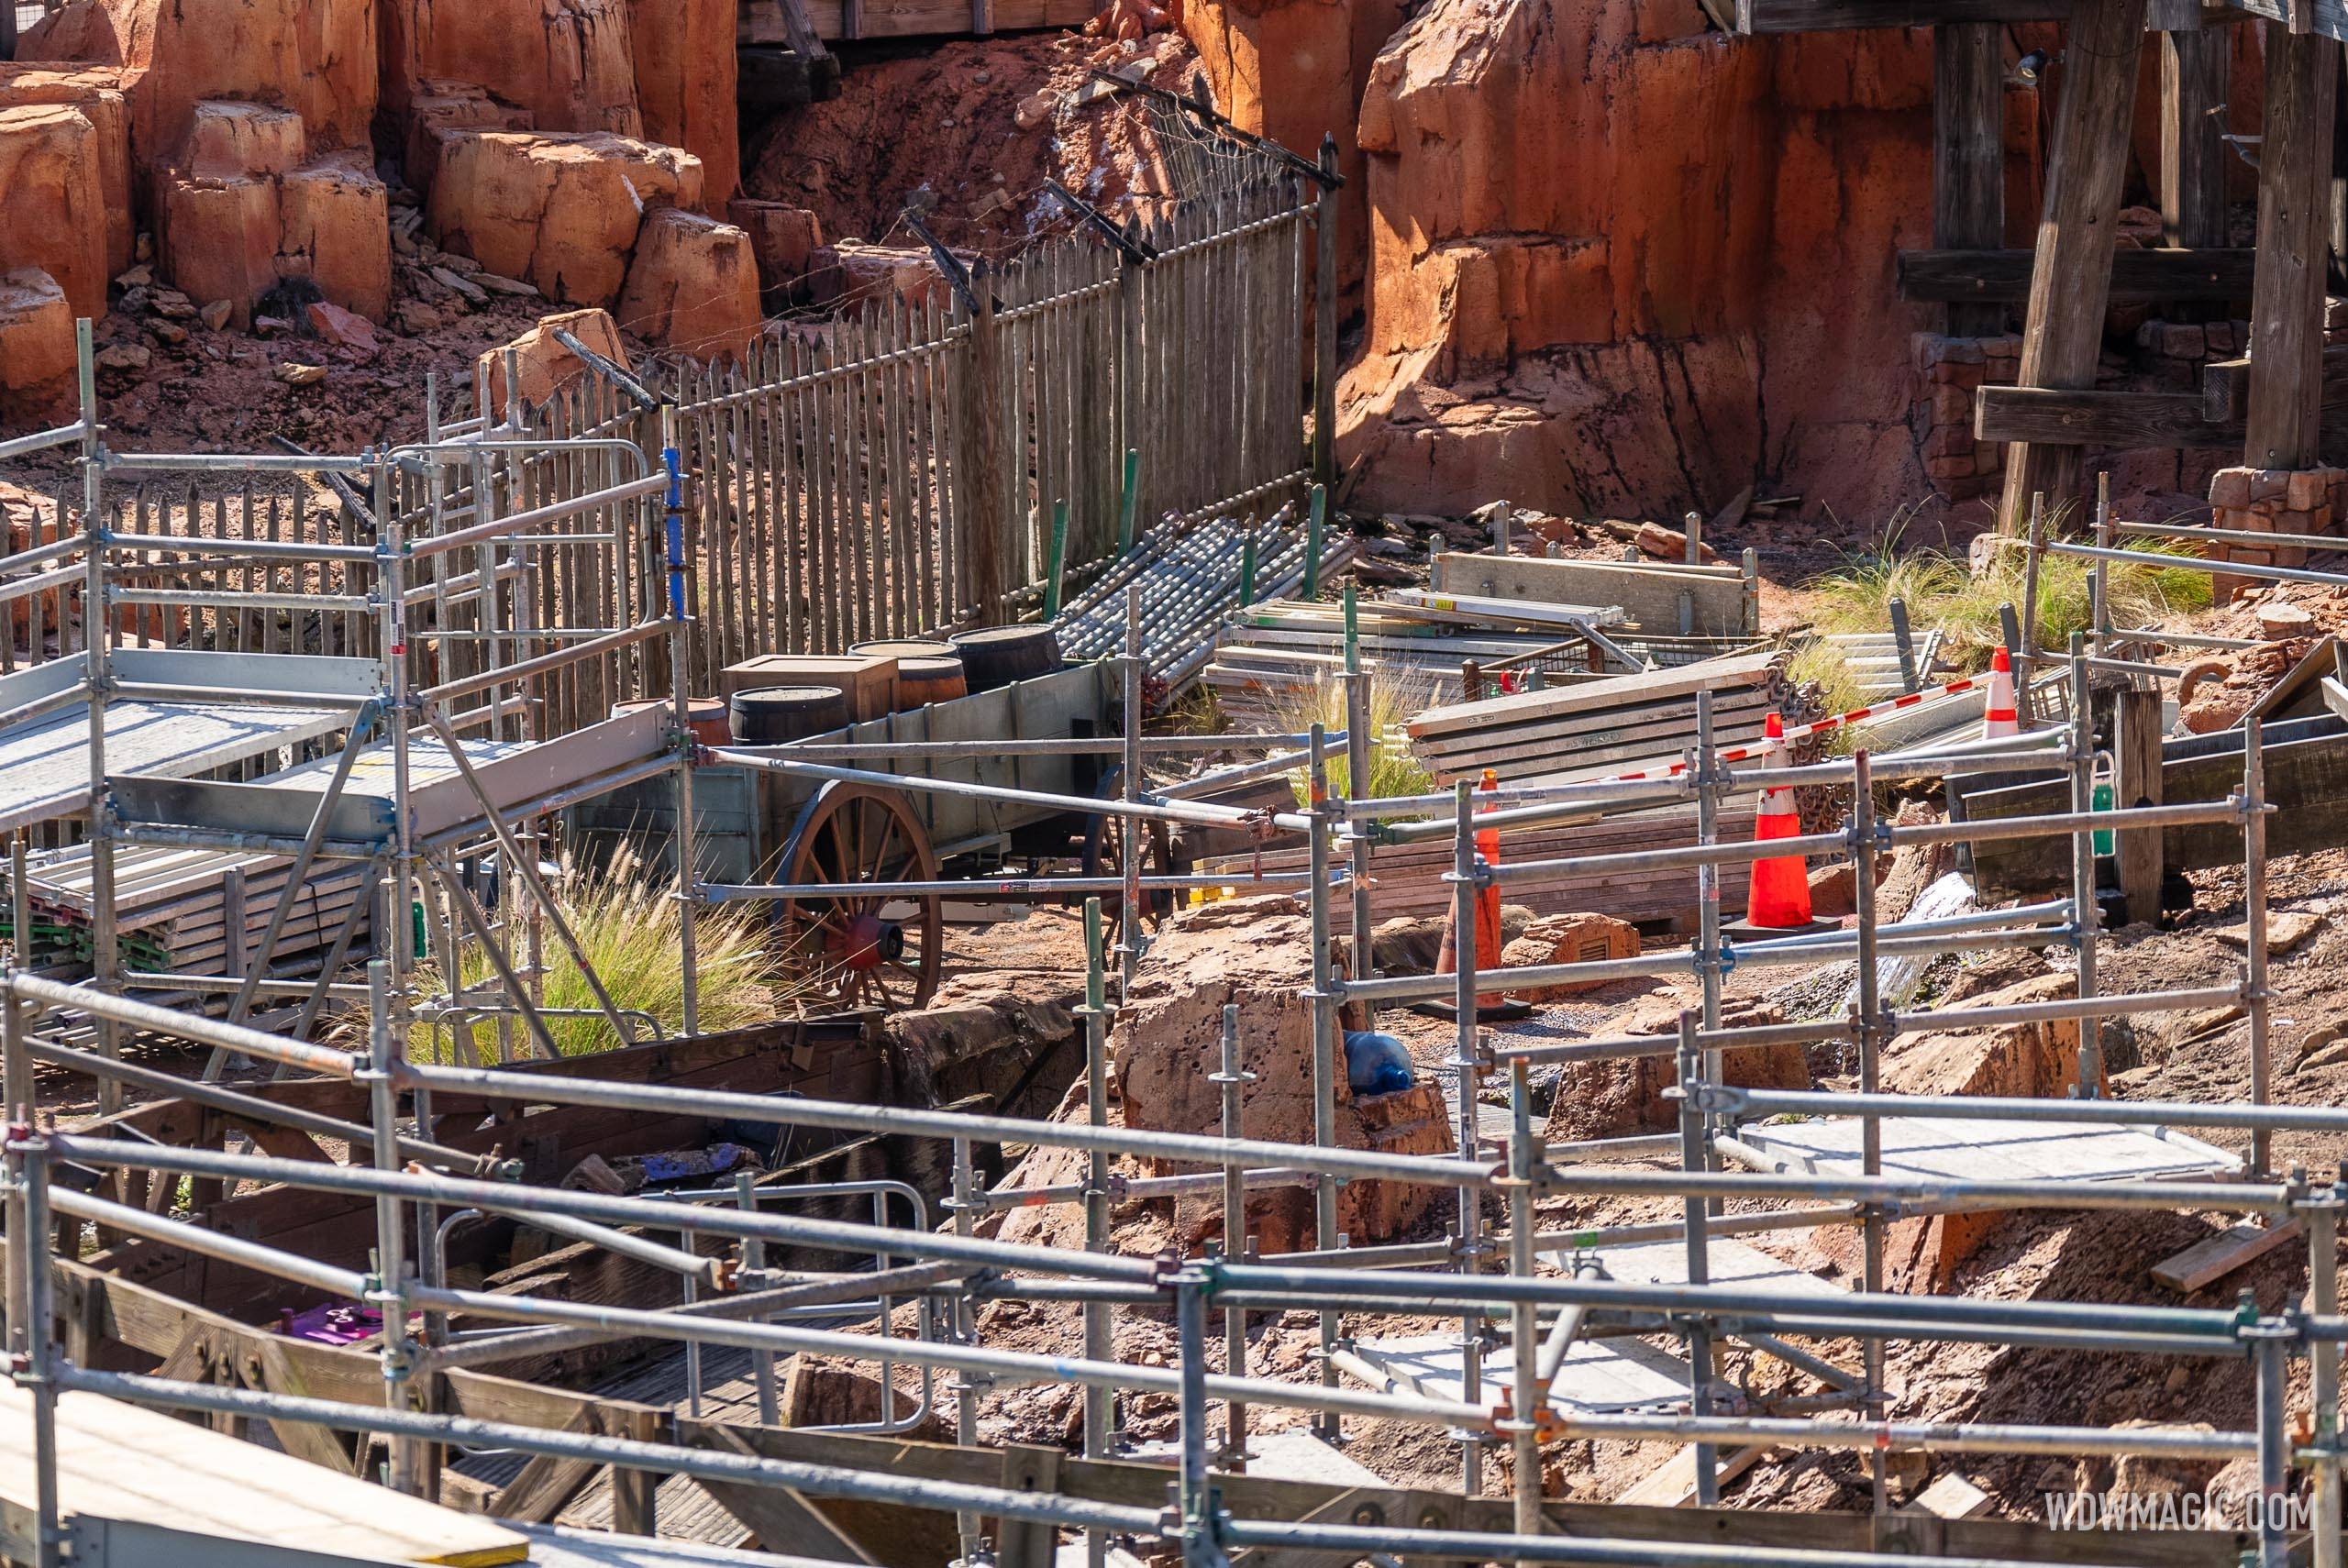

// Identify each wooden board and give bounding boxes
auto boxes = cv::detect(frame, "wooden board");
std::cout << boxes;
[1959,713,2348,899]
[1613,1443,1773,1507]
[0,1381,528,1566]
[1429,553,1748,636]
[1972,386,2239,447]
[1408,649,1782,740]
[1349,1331,1692,1414]
[700,1419,2258,1565]
[2151,1220,2303,1293]
[1899,247,2255,304]
[1729,1115,2240,1187]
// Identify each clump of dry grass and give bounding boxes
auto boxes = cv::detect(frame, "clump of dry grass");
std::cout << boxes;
[1270,671,1437,807]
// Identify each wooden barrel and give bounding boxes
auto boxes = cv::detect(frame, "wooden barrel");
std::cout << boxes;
[894,656,968,709]
[849,638,956,661]
[948,625,1060,693]
[611,696,731,747]
[730,685,850,744]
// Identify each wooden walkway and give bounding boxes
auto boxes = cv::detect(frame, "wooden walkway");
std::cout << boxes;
[740,0,1093,44]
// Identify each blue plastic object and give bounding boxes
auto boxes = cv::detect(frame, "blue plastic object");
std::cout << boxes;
[1343,1031,1415,1097]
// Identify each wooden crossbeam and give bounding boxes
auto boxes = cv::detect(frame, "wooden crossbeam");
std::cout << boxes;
[1972,387,2240,447]
[737,0,1087,40]
[1897,247,2256,304]
[1736,0,2065,30]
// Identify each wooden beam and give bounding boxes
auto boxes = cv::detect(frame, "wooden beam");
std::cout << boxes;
[2200,342,2348,421]
[2223,0,2348,43]
[688,1419,2255,1567]
[1897,247,2255,303]
[2158,28,2230,249]
[2244,25,2342,469]
[2152,1219,2303,1292]
[1973,386,2240,445]
[1935,23,2009,335]
[2112,683,2165,925]
[737,0,1089,40]
[1999,0,2154,528]
[1736,0,2066,30]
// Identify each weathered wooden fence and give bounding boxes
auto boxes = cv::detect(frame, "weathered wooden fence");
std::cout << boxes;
[523,160,1320,702]
[8,132,1324,741]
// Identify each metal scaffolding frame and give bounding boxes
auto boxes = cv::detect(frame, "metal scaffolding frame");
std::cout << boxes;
[0,358,2343,1568]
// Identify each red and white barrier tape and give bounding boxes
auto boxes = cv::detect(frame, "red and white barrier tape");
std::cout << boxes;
[1584,670,1993,785]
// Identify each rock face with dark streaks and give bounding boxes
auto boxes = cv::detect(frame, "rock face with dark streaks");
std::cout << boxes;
[1335,0,1946,522]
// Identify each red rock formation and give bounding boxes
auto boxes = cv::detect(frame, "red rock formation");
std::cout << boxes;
[0,270,78,422]
[182,99,305,178]
[403,79,536,197]
[380,0,642,141]
[18,0,376,171]
[615,208,762,360]
[628,0,737,206]
[1336,0,1942,523]
[426,130,703,305]
[1180,0,1397,301]
[0,105,110,320]
[0,66,135,279]
[158,171,280,326]
[727,199,825,297]
[280,152,393,320]
[481,307,633,421]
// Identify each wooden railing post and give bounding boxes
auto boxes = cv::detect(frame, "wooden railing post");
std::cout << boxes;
[961,261,1009,626]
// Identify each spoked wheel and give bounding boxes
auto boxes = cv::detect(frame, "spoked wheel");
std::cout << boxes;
[776,782,943,1013]
[1081,767,1177,954]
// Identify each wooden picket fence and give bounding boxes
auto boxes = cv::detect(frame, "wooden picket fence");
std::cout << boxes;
[519,167,1319,705]
[5,145,1321,744]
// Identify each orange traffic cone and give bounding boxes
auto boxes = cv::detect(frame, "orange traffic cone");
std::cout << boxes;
[1434,770,1521,1015]
[1728,713,1833,940]
[1983,646,2020,739]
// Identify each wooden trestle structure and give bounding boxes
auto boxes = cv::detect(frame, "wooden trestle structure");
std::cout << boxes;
[1738,0,2343,522]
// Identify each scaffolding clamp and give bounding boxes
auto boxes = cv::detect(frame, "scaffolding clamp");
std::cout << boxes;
[1490,1386,1563,1442]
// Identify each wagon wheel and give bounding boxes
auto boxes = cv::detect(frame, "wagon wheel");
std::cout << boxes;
[776,781,942,1013]
[1081,767,1177,953]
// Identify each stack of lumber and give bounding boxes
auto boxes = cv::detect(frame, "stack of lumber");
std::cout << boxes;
[8,843,371,980]
[1196,803,1757,929]
[1405,649,1805,788]
[1820,627,1947,703]
[1429,552,1757,637]
[1200,598,1624,726]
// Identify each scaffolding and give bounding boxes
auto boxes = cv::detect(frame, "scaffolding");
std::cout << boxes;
[3,349,2347,1568]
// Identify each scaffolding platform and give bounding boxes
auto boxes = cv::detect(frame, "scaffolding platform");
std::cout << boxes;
[109,707,673,851]
[1726,1114,2243,1190]
[1349,1331,1691,1415]
[1561,1236,1847,1299]
[0,1379,527,1566]
[0,652,375,835]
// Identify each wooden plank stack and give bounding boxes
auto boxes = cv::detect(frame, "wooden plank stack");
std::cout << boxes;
[1405,649,1804,787]
[10,843,371,980]
[1200,599,1597,725]
[1428,553,1756,637]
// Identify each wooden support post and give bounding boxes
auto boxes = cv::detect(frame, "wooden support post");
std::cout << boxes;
[1998,0,2152,531]
[962,262,1009,625]
[2113,683,2165,925]
[2158,26,2229,252]
[1934,22,2007,337]
[2244,25,2341,471]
